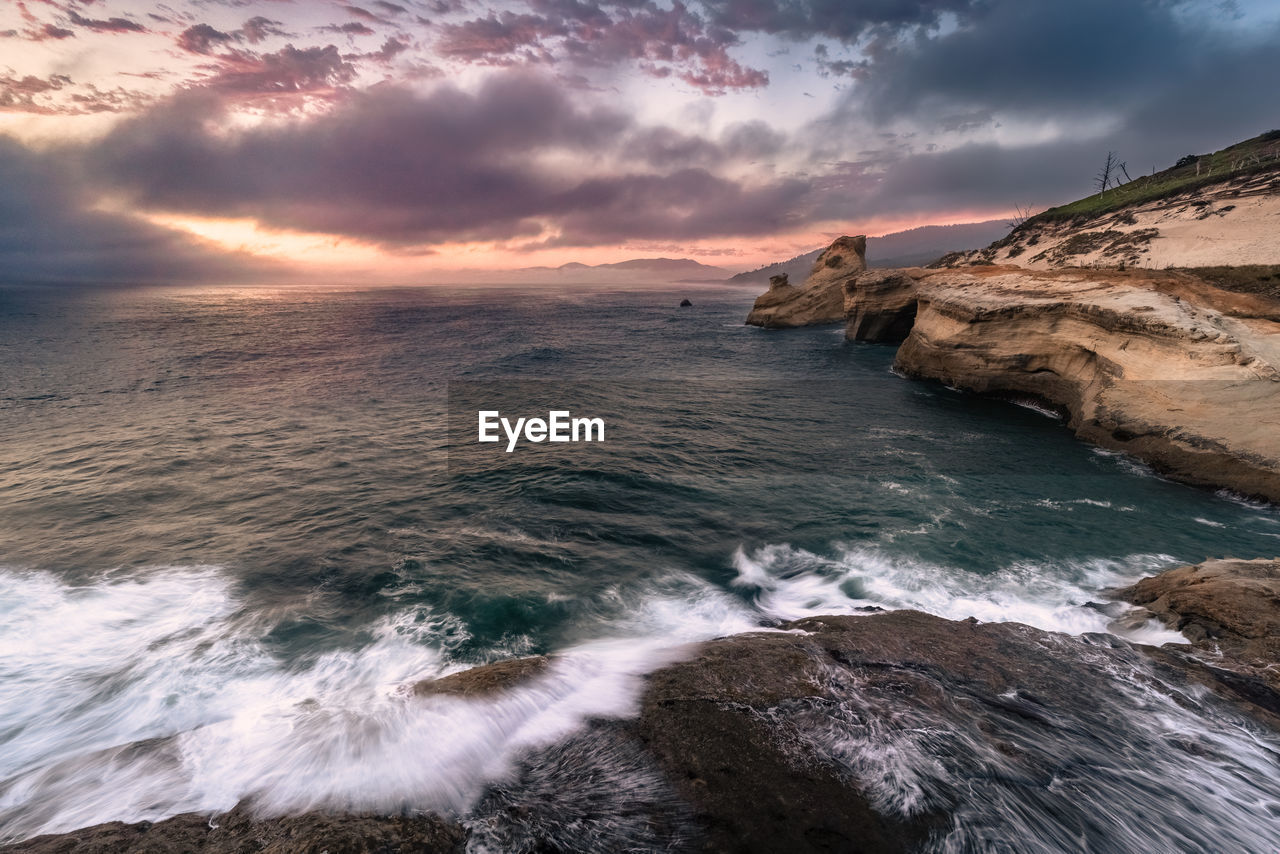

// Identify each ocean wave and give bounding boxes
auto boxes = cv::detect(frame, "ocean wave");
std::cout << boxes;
[731,543,1185,642]
[0,566,758,842]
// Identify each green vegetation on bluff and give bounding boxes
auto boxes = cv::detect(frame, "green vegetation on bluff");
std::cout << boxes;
[1024,130,1280,226]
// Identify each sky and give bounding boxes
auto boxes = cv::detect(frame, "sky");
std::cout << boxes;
[2,0,1278,284]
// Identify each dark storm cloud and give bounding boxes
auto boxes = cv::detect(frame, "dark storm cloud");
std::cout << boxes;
[431,0,981,85]
[850,0,1191,122]
[796,0,1280,218]
[804,140,1104,222]
[82,73,807,247]
[701,0,978,41]
[0,136,274,285]
[806,0,1280,146]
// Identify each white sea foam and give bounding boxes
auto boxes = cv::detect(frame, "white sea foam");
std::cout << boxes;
[731,543,1186,643]
[0,549,1222,844]
[0,566,757,842]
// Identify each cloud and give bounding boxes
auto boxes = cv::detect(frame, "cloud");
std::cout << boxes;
[241,16,288,44]
[318,21,377,36]
[0,136,274,285]
[178,23,237,55]
[66,10,148,34]
[188,44,359,98]
[178,18,290,54]
[0,73,150,115]
[436,1,770,94]
[83,73,808,248]
[701,0,979,42]
[795,0,1280,218]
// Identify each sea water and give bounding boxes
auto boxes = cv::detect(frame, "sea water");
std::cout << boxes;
[1,283,1278,846]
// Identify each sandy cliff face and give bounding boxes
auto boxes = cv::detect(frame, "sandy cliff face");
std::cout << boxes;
[744,235,866,327]
[952,169,1280,270]
[745,225,1280,501]
[882,266,1280,501]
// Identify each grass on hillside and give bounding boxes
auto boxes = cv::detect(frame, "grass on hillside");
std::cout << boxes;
[1022,130,1280,227]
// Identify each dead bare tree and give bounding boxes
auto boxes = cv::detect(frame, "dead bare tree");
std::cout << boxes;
[1096,151,1119,196]
[1005,203,1037,231]
[1118,161,1134,184]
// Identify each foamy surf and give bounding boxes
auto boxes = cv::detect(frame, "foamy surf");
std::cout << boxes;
[0,549,1234,844]
[731,543,1187,643]
[0,566,758,842]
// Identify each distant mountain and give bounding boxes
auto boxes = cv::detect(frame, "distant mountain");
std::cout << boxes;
[728,220,1011,285]
[451,257,737,284]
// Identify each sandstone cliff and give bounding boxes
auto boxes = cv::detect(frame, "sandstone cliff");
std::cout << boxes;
[750,233,1280,503]
[744,235,866,327]
[857,265,1280,502]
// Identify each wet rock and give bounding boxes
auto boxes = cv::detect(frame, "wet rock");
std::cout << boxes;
[680,299,693,307]
[464,725,696,854]
[12,611,1280,853]
[1116,558,1280,691]
[631,610,1280,852]
[413,656,550,698]
[0,807,465,853]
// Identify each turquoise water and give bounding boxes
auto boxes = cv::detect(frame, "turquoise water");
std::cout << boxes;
[1,283,1278,845]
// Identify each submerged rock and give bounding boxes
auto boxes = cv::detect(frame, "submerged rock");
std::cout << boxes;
[413,656,550,698]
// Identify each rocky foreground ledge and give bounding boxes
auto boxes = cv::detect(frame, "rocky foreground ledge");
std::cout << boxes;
[747,235,1280,503]
[8,558,1280,853]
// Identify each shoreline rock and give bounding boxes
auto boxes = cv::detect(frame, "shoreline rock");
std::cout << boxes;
[1,806,465,854]
[1115,558,1280,692]
[887,265,1280,503]
[13,602,1280,852]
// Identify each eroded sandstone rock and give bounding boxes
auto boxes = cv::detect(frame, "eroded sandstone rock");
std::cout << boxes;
[745,235,867,328]
[832,261,1280,502]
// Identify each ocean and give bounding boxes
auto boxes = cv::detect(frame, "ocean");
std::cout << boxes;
[2,283,1279,846]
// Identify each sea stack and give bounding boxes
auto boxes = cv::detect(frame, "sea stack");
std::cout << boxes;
[745,235,866,328]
